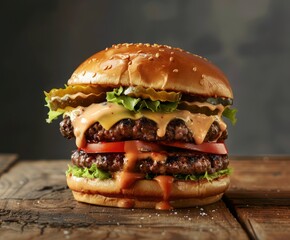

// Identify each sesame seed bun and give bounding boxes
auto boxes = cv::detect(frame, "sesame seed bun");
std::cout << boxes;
[67,43,233,98]
[66,174,230,209]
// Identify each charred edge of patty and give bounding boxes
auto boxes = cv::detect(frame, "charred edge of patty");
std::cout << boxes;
[60,116,227,143]
[71,150,229,176]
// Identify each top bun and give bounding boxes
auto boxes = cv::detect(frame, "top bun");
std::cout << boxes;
[68,43,233,98]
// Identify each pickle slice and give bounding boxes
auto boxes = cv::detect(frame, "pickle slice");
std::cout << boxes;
[123,86,181,102]
[45,85,108,98]
[177,101,220,116]
[181,95,233,106]
[45,85,108,110]
[49,92,106,111]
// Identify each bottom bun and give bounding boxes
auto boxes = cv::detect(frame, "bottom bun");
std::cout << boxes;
[72,191,224,209]
[67,174,230,209]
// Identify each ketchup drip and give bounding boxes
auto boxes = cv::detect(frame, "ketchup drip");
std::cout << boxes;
[120,142,145,189]
[154,175,174,210]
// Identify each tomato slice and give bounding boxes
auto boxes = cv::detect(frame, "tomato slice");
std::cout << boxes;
[160,142,228,154]
[81,141,125,153]
[81,141,227,154]
[81,141,166,153]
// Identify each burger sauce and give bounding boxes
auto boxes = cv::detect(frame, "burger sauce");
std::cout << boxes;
[154,175,174,210]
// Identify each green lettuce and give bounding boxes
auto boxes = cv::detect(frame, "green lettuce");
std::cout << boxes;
[222,107,237,125]
[44,95,63,123]
[67,164,231,182]
[145,168,232,181]
[46,108,66,123]
[106,87,179,113]
[66,164,111,180]
[174,168,232,182]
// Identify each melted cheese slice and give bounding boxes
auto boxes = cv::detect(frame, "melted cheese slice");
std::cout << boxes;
[70,102,226,148]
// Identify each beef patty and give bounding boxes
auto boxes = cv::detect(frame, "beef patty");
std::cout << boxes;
[71,150,229,176]
[60,116,227,144]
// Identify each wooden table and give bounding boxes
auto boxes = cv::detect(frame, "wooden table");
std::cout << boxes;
[0,154,289,239]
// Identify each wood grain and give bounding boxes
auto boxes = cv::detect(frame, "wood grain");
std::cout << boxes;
[225,156,290,240]
[0,159,249,240]
[236,206,290,240]
[227,156,290,204]
[0,154,18,176]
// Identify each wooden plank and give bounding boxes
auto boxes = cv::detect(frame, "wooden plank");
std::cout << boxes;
[0,199,249,239]
[0,160,249,240]
[0,154,18,176]
[225,157,290,240]
[0,159,68,200]
[235,206,290,240]
[227,156,290,204]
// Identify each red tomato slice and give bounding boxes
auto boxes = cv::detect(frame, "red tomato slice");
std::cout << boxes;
[81,141,166,153]
[81,142,125,153]
[160,142,228,154]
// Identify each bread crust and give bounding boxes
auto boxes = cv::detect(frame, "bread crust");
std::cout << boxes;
[66,174,230,208]
[67,43,233,98]
[72,191,224,209]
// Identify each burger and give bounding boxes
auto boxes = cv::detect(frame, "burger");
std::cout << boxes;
[44,43,236,209]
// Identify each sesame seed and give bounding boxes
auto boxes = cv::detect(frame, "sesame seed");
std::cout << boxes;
[148,56,153,61]
[137,50,143,54]
[170,51,174,55]
[128,61,132,65]
[103,65,108,70]
[192,67,197,72]
[121,55,130,60]
[92,72,97,78]
[170,57,174,62]
[173,69,178,73]
[155,53,160,58]
[82,71,86,76]
[105,47,108,51]
[107,64,112,69]
[145,43,150,47]
[92,58,96,62]
[159,48,165,52]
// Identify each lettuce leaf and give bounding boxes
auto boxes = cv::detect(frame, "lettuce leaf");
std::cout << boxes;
[66,164,111,180]
[45,95,63,123]
[106,87,179,113]
[175,168,232,182]
[222,107,238,125]
[46,108,65,123]
[67,164,231,182]
[145,168,232,181]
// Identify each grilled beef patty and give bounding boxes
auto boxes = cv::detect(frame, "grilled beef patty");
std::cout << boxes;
[71,150,229,176]
[60,116,227,144]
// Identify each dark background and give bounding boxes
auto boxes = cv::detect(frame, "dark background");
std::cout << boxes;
[2,0,290,159]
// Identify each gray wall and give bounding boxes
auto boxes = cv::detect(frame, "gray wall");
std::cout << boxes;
[2,0,290,159]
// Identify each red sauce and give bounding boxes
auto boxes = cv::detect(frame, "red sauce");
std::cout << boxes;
[154,175,174,210]
[119,141,143,189]
[155,201,173,210]
[119,172,144,189]
[117,198,135,208]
